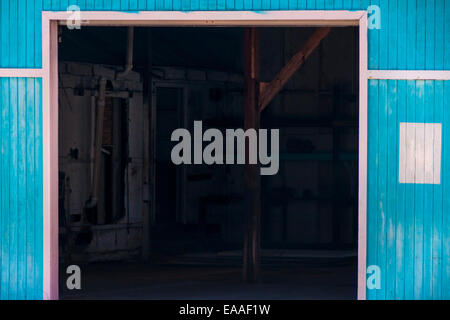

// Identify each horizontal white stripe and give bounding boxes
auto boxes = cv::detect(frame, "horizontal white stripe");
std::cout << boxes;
[0,68,43,78]
[368,70,450,80]
[46,10,366,25]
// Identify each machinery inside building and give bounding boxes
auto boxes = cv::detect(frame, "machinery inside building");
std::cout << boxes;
[57,26,360,299]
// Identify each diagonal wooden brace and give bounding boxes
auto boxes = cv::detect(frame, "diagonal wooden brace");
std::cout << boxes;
[259,27,331,111]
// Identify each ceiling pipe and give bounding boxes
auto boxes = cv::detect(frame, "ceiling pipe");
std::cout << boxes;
[86,77,107,210]
[116,27,134,79]
[85,27,134,211]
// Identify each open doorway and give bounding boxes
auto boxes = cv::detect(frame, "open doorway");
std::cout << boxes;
[51,12,366,300]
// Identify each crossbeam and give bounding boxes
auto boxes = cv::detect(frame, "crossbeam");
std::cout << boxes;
[259,27,331,111]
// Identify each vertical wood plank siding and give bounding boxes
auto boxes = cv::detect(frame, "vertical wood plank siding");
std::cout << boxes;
[0,78,43,300]
[0,0,449,299]
[0,0,449,70]
[368,79,450,299]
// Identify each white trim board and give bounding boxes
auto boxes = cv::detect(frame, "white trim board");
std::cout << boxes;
[53,10,366,26]
[368,70,450,80]
[40,10,369,301]
[0,69,43,78]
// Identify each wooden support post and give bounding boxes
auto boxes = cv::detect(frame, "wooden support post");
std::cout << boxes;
[243,27,261,283]
[142,29,152,261]
[259,27,331,111]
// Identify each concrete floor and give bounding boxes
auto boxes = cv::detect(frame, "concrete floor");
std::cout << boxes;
[60,261,357,300]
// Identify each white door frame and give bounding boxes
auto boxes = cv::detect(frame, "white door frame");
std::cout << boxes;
[41,10,369,300]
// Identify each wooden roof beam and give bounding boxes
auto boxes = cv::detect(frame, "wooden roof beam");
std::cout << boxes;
[259,27,331,111]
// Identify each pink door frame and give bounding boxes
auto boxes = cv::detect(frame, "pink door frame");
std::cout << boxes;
[41,10,369,300]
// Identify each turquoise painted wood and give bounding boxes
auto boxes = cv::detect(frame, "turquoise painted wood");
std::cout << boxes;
[0,0,449,300]
[0,78,43,300]
[1,0,450,69]
[367,79,450,299]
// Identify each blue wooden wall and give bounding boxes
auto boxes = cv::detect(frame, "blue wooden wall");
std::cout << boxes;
[0,78,43,300]
[0,0,449,299]
[1,0,450,70]
[368,80,450,299]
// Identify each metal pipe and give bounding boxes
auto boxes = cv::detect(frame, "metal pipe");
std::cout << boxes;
[116,27,134,79]
[86,77,107,209]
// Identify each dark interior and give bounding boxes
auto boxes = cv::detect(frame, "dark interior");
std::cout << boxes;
[58,26,359,299]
